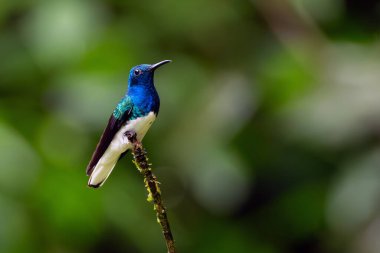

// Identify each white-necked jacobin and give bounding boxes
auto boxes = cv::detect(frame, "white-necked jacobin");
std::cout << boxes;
[86,60,171,188]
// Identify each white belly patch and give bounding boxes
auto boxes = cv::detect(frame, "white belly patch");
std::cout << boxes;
[111,111,156,152]
[88,112,156,187]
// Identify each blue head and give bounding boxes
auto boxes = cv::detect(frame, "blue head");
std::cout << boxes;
[127,60,171,115]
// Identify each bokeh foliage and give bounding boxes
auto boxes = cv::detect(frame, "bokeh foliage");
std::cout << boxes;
[1,0,380,252]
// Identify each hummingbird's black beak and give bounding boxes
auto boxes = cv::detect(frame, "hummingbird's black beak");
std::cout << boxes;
[150,60,171,71]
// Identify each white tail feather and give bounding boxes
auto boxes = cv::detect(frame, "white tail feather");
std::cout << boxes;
[88,155,119,188]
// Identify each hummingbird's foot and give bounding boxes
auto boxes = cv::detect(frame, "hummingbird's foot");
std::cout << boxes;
[124,130,139,144]
[124,130,136,139]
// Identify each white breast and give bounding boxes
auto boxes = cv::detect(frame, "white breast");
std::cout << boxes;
[111,111,156,152]
[88,111,156,187]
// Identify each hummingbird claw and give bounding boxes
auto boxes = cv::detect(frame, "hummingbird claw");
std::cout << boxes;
[124,131,137,142]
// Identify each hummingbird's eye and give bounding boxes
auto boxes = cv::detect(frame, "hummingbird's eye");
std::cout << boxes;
[134,69,142,76]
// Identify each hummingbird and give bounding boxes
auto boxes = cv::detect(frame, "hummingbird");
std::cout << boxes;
[86,60,171,188]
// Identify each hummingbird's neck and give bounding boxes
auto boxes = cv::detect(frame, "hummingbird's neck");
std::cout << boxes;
[127,84,160,116]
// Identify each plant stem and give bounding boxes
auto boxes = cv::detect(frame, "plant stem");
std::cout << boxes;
[125,131,176,253]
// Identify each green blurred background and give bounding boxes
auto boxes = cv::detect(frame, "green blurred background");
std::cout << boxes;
[1,0,380,252]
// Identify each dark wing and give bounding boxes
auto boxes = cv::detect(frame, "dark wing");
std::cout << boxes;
[86,107,132,176]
